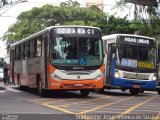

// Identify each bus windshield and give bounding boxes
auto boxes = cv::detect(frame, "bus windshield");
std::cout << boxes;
[50,36,103,66]
[116,44,156,69]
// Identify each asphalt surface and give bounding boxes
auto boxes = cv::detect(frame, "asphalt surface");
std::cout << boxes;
[0,82,160,120]
[0,82,76,120]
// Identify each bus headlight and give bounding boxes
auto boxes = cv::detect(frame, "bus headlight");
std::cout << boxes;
[115,72,120,78]
[95,73,103,80]
[152,76,156,80]
[50,73,61,81]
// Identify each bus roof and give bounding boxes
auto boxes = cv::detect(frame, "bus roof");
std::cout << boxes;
[10,25,101,48]
[102,34,156,41]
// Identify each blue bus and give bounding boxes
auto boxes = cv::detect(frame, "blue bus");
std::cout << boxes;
[102,34,160,95]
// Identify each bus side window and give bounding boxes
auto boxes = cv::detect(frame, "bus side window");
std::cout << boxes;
[18,46,21,60]
[23,44,25,59]
[34,39,37,57]
[25,42,30,59]
[20,44,23,59]
[15,46,20,60]
[30,40,34,58]
[37,37,42,57]
[14,47,16,60]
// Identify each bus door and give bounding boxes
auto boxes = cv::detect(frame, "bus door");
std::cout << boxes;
[11,49,15,84]
[105,43,115,85]
[44,35,48,88]
[158,47,160,85]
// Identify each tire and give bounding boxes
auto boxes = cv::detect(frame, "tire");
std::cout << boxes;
[129,88,140,95]
[157,89,160,95]
[80,90,90,97]
[121,88,127,92]
[94,88,105,93]
[139,89,144,93]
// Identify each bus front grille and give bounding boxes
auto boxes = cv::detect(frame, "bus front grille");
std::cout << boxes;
[122,72,149,80]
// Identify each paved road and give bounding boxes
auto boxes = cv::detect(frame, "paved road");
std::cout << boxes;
[0,82,160,120]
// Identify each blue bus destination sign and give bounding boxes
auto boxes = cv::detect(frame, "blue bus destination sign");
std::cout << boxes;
[53,27,101,36]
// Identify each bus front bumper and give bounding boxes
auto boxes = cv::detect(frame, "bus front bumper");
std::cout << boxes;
[111,78,157,90]
[48,77,104,90]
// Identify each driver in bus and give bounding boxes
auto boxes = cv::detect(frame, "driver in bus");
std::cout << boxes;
[51,48,61,59]
[65,46,74,59]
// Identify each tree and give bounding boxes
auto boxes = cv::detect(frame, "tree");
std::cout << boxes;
[102,15,136,35]
[3,1,107,44]
[113,0,160,41]
[3,0,140,52]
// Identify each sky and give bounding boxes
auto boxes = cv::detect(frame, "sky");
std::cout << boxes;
[0,0,121,58]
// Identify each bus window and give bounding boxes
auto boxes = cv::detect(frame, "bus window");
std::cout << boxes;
[30,40,34,58]
[138,47,155,63]
[117,44,156,68]
[25,42,30,58]
[52,36,76,60]
[20,44,23,59]
[15,46,21,60]
[50,36,103,66]
[107,44,114,65]
[36,37,42,57]
[23,44,25,59]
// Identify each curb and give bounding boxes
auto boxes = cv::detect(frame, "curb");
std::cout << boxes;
[0,81,8,90]
[0,85,7,90]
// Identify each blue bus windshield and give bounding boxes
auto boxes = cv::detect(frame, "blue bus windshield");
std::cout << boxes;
[117,44,156,69]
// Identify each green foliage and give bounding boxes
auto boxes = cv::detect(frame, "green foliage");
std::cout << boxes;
[102,15,136,35]
[4,0,153,47]
[113,0,160,41]
[4,1,107,43]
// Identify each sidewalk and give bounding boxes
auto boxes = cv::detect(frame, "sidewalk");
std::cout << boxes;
[0,81,16,90]
[0,81,7,90]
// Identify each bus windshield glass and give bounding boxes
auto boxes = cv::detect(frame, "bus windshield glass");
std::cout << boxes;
[50,36,103,66]
[117,44,156,69]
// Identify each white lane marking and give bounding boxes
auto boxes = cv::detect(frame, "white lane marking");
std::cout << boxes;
[0,90,5,93]
[7,88,22,92]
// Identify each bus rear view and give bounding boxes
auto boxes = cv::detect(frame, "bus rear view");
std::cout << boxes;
[102,34,159,95]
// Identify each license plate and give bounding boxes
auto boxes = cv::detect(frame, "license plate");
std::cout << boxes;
[74,83,83,87]
[133,85,140,88]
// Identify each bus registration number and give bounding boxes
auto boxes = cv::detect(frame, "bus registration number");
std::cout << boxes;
[74,83,83,87]
[133,85,140,88]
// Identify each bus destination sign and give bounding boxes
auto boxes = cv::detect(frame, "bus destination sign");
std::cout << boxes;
[54,27,101,36]
[118,36,155,46]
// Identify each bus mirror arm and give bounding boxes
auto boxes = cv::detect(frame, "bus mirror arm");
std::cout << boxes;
[112,45,117,53]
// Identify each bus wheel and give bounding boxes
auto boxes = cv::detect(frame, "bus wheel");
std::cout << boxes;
[157,89,160,95]
[80,90,90,97]
[37,81,45,97]
[139,89,144,93]
[121,88,127,92]
[94,88,104,93]
[129,88,140,95]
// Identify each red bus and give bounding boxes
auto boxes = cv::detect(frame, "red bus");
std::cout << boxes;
[9,26,104,97]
